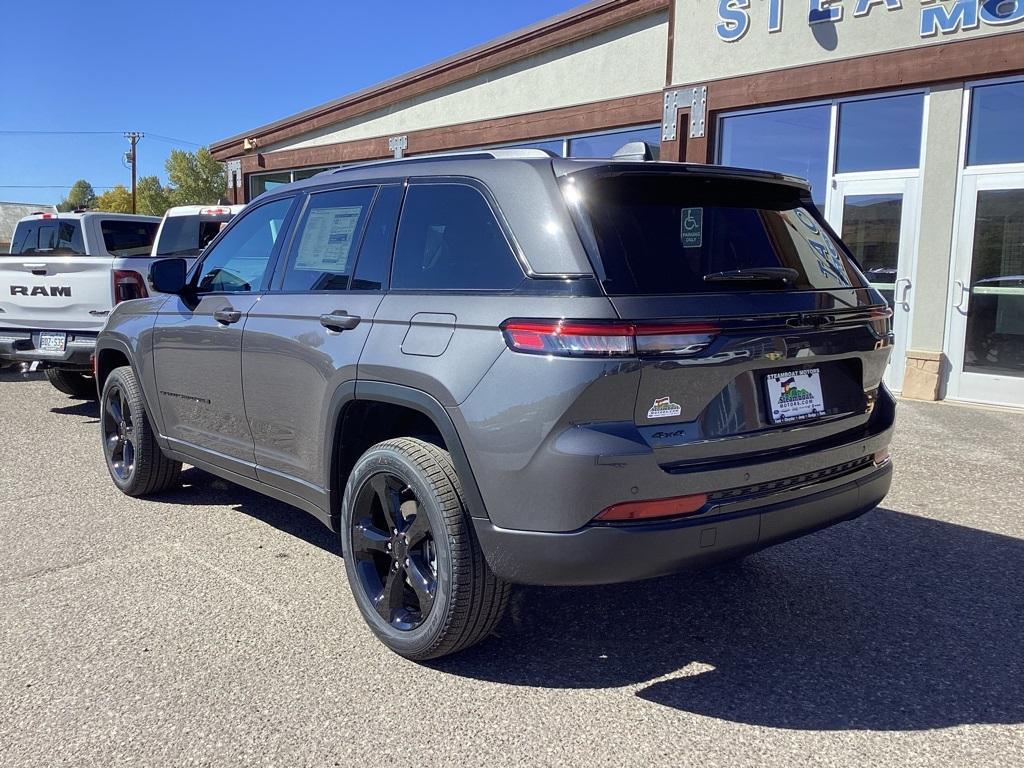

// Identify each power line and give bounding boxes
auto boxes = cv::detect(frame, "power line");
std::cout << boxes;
[0,129,204,146]
[145,133,203,147]
[0,130,122,136]
[0,184,120,189]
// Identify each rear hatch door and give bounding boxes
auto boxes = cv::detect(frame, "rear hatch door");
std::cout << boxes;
[1,217,114,331]
[0,254,114,331]
[564,167,892,462]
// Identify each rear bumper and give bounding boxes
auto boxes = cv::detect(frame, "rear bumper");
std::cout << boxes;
[474,462,892,586]
[0,329,97,368]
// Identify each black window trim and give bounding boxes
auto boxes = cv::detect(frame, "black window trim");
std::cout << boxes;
[188,193,301,296]
[268,183,383,294]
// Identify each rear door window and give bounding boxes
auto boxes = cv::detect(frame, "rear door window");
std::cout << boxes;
[280,186,376,291]
[391,183,524,291]
[101,220,159,257]
[568,173,865,295]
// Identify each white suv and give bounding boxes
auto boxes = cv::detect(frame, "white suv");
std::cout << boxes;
[151,204,245,261]
[0,211,160,397]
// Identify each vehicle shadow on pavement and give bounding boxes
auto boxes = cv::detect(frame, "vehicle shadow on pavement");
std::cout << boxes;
[50,400,100,419]
[435,508,1024,731]
[159,468,342,555]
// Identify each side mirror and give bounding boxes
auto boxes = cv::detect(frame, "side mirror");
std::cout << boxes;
[150,257,188,294]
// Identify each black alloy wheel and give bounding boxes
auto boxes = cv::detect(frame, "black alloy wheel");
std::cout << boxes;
[99,365,181,497]
[350,472,438,631]
[102,383,136,482]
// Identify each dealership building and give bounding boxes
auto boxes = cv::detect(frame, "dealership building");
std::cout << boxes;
[212,0,1024,408]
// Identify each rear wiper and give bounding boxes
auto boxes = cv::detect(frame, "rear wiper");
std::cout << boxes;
[704,267,799,284]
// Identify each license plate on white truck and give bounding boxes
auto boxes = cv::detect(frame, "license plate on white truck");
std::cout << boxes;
[37,332,67,353]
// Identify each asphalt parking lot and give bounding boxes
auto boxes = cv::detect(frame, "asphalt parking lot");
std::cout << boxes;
[1,368,1022,767]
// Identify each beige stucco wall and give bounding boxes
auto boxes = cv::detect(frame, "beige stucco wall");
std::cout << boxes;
[265,12,668,153]
[672,0,1024,85]
[909,83,965,353]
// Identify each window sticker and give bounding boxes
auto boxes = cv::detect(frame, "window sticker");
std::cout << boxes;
[680,207,703,248]
[295,206,363,272]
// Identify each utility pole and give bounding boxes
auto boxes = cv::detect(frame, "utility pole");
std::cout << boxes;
[124,132,143,213]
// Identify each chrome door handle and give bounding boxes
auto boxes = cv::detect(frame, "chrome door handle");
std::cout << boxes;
[953,280,970,311]
[319,311,361,331]
[213,307,242,324]
[894,278,912,310]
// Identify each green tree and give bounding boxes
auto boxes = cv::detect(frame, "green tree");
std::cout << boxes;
[57,179,97,212]
[94,185,133,213]
[136,175,172,217]
[165,147,226,206]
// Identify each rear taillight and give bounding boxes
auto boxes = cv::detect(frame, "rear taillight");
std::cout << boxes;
[113,270,148,304]
[199,207,230,216]
[595,493,708,522]
[500,319,719,358]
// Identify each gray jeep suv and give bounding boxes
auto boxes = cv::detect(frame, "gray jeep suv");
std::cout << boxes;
[95,149,895,660]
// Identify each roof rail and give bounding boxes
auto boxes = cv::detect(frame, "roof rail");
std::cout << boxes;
[329,147,557,176]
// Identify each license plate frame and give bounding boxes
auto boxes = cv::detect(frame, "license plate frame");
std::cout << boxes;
[765,368,826,424]
[38,332,67,353]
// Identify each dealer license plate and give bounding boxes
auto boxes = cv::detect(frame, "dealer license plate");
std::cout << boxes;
[765,368,825,424]
[38,332,67,353]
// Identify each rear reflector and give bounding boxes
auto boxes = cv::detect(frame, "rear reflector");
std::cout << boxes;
[113,270,148,304]
[595,493,708,522]
[873,449,891,467]
[501,319,718,358]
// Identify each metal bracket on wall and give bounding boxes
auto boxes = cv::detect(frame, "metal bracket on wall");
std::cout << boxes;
[388,135,408,159]
[662,86,707,142]
[224,159,241,189]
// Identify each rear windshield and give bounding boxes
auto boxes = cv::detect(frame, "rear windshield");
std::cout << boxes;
[101,220,159,257]
[568,173,865,295]
[10,219,84,255]
[156,215,231,257]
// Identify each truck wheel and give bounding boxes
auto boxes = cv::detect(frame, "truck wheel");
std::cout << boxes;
[100,366,181,496]
[46,368,97,399]
[340,437,509,660]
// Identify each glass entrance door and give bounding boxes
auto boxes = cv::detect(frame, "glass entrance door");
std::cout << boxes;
[828,177,918,392]
[946,172,1024,407]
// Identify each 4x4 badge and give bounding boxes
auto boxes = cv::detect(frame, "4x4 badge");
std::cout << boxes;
[647,396,682,419]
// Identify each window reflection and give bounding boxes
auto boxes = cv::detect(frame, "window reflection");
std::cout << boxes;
[718,105,830,207]
[837,94,923,173]
[568,126,661,159]
[840,194,903,307]
[964,189,1024,377]
[967,81,1024,167]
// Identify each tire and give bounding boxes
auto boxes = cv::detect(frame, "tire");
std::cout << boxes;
[46,367,97,399]
[100,365,181,496]
[340,437,509,660]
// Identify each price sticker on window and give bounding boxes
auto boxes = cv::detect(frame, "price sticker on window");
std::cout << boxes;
[680,207,703,248]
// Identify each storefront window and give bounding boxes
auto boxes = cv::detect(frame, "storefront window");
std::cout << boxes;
[718,105,830,206]
[508,139,566,155]
[293,166,335,180]
[836,94,923,173]
[568,126,661,159]
[250,172,291,198]
[967,81,1024,167]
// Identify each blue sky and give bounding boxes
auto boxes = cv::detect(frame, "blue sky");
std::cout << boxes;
[0,0,582,205]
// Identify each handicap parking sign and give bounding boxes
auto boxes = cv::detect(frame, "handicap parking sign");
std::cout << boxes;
[680,207,703,248]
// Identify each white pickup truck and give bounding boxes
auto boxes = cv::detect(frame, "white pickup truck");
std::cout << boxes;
[0,205,241,397]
